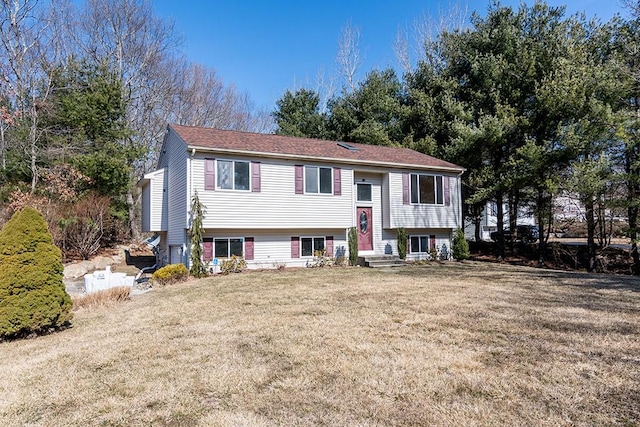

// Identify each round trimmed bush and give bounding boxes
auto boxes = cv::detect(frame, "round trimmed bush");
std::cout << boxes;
[151,263,189,285]
[0,207,73,340]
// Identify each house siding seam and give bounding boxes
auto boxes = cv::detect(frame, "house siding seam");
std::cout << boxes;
[164,129,189,247]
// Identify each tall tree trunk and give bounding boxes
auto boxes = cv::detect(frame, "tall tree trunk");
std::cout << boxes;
[585,196,597,272]
[536,188,547,267]
[496,191,505,259]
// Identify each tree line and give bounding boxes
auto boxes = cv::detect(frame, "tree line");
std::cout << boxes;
[0,0,270,259]
[272,1,640,274]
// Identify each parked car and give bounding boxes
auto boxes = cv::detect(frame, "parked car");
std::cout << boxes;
[490,225,539,243]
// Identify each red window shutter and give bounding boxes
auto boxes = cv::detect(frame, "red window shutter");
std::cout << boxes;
[333,167,341,196]
[244,237,254,260]
[251,162,261,193]
[326,236,334,256]
[295,165,304,194]
[444,176,450,206]
[402,173,409,205]
[203,240,213,262]
[430,235,436,250]
[291,236,300,258]
[205,158,215,191]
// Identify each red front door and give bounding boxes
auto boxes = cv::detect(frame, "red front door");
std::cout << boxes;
[357,207,373,251]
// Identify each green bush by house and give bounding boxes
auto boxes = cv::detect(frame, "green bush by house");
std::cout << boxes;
[0,207,73,340]
[152,264,189,285]
[452,228,470,260]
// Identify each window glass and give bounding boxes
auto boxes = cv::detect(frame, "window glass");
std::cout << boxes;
[313,237,325,253]
[301,238,313,256]
[230,238,244,256]
[410,236,428,253]
[305,166,318,193]
[420,236,428,252]
[419,175,435,204]
[357,183,372,201]
[319,167,332,194]
[410,174,419,204]
[214,239,229,258]
[217,160,232,189]
[234,161,250,190]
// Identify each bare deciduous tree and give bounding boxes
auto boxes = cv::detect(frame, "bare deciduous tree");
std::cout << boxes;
[336,21,363,93]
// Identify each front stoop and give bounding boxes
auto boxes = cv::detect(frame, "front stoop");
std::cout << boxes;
[359,255,405,268]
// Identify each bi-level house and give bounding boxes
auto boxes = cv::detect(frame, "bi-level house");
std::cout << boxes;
[140,124,465,269]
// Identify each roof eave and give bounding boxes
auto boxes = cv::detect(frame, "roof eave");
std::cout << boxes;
[186,145,465,174]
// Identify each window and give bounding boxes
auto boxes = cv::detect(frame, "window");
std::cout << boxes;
[214,238,244,258]
[410,173,444,204]
[217,160,250,190]
[301,237,325,257]
[357,183,372,202]
[305,166,332,194]
[410,236,429,253]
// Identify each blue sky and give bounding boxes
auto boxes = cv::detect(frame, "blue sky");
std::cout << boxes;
[151,1,627,111]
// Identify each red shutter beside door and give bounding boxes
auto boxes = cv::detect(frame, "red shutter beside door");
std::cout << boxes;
[333,168,341,196]
[295,165,304,194]
[430,235,436,251]
[402,173,409,205]
[244,237,254,260]
[205,159,215,190]
[291,237,300,258]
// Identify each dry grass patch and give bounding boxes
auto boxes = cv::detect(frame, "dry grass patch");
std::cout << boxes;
[1,262,639,426]
[71,286,131,311]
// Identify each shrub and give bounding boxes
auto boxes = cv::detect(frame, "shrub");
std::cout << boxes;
[452,228,470,260]
[397,227,407,259]
[72,286,130,310]
[348,227,358,266]
[152,264,189,285]
[220,255,246,275]
[0,207,73,340]
[307,250,334,268]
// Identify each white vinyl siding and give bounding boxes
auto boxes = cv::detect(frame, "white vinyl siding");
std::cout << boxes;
[387,172,461,229]
[205,229,348,269]
[141,168,168,233]
[159,129,189,246]
[193,157,353,230]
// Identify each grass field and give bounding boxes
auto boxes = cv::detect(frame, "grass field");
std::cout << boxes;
[1,262,639,426]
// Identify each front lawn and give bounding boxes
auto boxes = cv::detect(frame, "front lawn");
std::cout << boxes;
[1,262,638,426]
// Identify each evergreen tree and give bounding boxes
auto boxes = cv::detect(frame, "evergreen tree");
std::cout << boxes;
[189,192,207,278]
[0,207,73,340]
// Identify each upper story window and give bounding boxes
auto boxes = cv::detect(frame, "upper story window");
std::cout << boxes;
[305,166,332,194]
[357,183,372,202]
[410,174,443,205]
[218,160,250,191]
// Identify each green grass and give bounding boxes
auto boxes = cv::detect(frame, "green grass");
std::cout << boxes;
[1,262,639,426]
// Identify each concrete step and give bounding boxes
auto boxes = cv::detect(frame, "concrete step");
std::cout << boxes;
[359,255,405,268]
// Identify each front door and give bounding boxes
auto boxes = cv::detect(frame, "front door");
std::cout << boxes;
[357,207,373,251]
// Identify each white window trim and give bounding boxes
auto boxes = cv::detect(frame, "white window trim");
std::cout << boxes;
[356,182,373,202]
[213,237,245,259]
[216,159,251,191]
[304,165,333,195]
[410,173,444,205]
[300,236,326,257]
[409,235,429,254]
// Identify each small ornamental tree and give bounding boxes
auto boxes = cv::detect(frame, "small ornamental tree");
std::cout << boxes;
[452,228,470,261]
[0,207,73,340]
[189,192,208,278]
[348,226,359,266]
[397,227,407,260]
